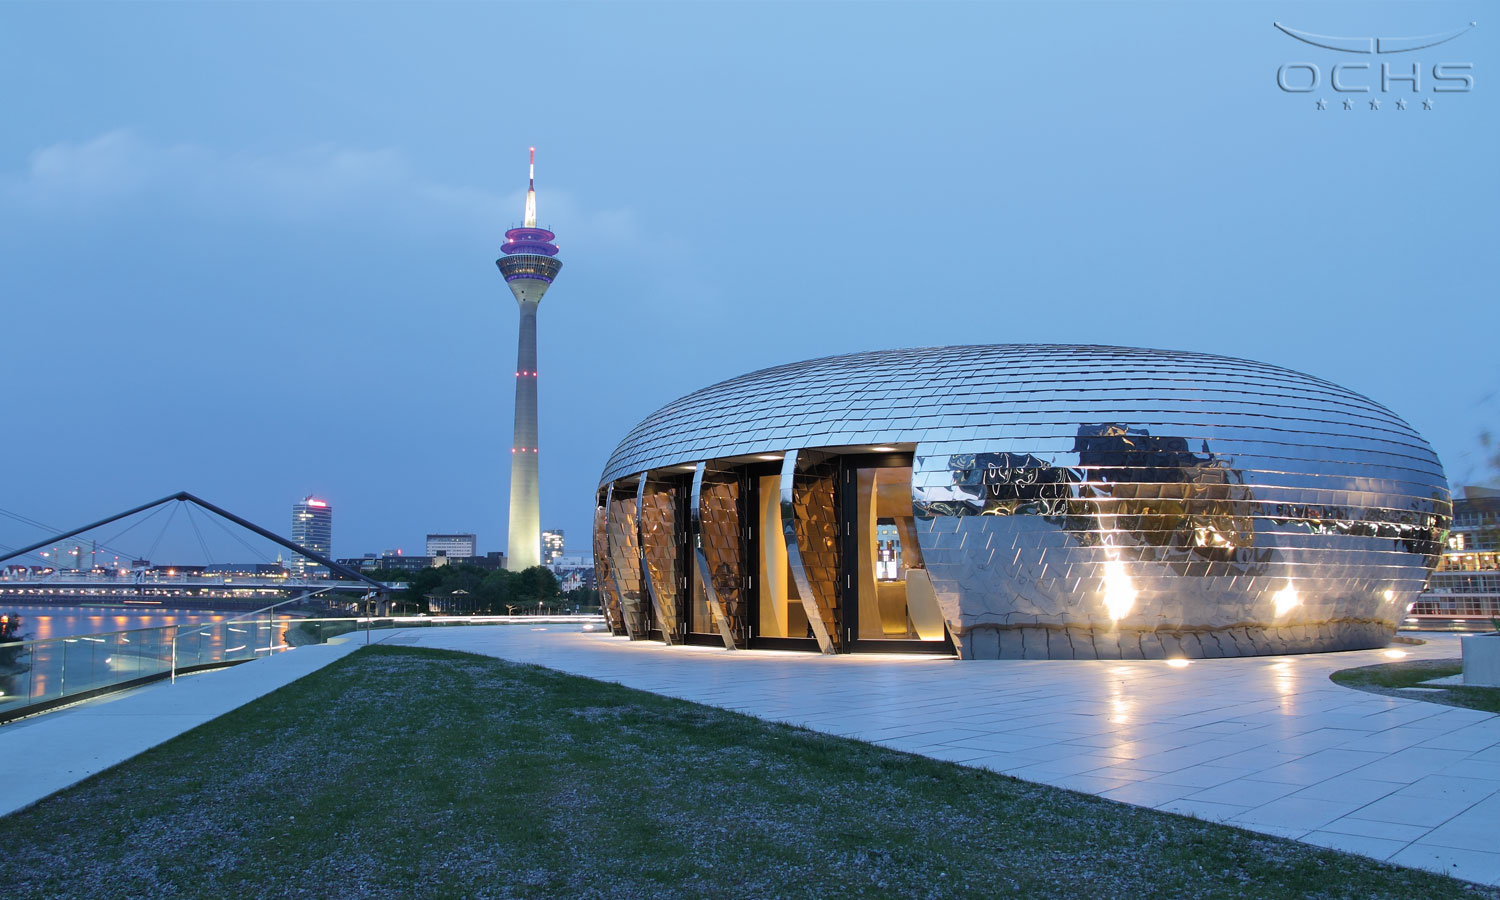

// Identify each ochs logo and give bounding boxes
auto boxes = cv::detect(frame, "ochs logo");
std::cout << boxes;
[1276,21,1476,107]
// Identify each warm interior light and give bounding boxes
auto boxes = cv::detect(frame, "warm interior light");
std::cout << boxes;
[1273,582,1299,617]
[1166,658,1191,668]
[1383,649,1408,659]
[1101,557,1137,621]
[872,446,896,452]
[757,454,783,461]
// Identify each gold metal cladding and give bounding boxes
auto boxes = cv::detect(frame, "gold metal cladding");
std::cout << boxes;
[691,462,740,650]
[592,500,623,634]
[780,451,841,654]
[606,483,649,639]
[638,472,682,644]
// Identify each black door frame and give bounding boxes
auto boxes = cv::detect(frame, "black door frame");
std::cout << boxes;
[678,470,725,646]
[838,452,957,655]
[740,460,820,651]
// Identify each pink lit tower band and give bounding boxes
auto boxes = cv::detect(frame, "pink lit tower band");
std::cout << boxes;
[496,148,561,570]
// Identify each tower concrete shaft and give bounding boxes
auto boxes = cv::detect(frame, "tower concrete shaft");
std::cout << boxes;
[506,298,543,568]
[496,148,561,571]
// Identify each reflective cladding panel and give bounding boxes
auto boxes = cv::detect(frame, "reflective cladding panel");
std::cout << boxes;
[692,463,743,648]
[606,482,650,639]
[600,344,1451,659]
[638,472,683,643]
[781,451,842,653]
[911,427,1446,659]
[592,500,623,634]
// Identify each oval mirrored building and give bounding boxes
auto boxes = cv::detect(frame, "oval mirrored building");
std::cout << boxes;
[593,345,1451,659]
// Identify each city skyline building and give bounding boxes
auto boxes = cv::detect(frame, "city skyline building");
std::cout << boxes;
[497,147,562,571]
[542,529,564,566]
[426,533,478,559]
[290,495,333,578]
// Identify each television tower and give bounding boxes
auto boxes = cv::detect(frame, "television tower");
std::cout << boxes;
[497,147,561,570]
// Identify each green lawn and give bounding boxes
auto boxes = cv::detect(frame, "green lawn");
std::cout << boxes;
[1331,657,1500,714]
[3,646,1495,900]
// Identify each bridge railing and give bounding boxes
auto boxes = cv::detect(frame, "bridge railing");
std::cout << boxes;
[0,573,406,590]
[0,614,604,724]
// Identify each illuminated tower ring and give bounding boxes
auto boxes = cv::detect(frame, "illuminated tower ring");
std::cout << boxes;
[497,148,561,570]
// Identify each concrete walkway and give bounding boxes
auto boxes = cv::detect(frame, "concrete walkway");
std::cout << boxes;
[0,638,362,818]
[386,626,1500,887]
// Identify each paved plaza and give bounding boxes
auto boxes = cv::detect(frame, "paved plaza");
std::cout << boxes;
[396,627,1500,887]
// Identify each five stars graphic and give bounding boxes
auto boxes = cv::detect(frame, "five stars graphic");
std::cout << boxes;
[1317,96,1441,112]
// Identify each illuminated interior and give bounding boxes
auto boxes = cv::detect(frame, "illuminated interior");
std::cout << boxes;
[853,466,944,641]
[758,474,808,639]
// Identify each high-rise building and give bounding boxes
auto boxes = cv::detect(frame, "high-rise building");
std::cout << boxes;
[497,148,562,571]
[542,529,565,566]
[426,533,478,559]
[290,496,333,578]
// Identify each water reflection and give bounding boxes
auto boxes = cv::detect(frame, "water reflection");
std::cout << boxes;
[0,606,229,708]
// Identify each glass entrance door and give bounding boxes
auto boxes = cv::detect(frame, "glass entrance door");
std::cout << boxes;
[846,463,950,648]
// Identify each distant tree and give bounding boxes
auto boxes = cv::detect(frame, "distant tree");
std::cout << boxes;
[0,613,28,682]
[563,587,601,613]
[515,567,560,609]
[384,567,445,611]
[476,569,515,612]
[360,564,565,615]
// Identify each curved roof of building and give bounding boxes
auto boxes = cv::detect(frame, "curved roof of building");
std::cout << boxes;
[599,344,1444,494]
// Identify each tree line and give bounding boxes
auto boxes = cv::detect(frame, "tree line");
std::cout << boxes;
[366,564,599,616]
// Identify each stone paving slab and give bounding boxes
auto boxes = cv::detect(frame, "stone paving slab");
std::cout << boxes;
[0,638,363,818]
[390,626,1500,887]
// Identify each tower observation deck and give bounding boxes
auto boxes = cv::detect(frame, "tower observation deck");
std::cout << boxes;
[496,148,561,570]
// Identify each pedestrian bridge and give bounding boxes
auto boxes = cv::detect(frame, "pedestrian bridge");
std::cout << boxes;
[0,573,405,607]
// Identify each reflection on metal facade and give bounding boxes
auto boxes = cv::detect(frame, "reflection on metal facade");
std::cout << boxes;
[606,485,649,638]
[638,475,682,643]
[595,345,1451,659]
[692,464,744,648]
[781,452,843,653]
[592,503,622,633]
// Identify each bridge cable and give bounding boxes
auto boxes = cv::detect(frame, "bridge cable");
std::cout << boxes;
[198,504,280,567]
[0,503,170,569]
[183,502,215,566]
[0,542,54,569]
[144,502,181,562]
[88,503,174,566]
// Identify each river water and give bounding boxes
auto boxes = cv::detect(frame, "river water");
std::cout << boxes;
[0,605,231,642]
[0,605,239,711]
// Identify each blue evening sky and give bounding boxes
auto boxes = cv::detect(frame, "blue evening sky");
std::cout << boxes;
[0,1,1495,563]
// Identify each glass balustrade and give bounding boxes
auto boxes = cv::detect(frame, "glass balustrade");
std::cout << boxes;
[0,614,603,723]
